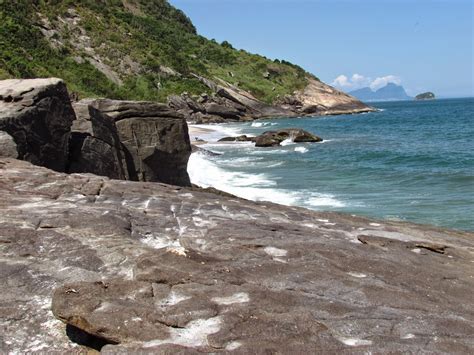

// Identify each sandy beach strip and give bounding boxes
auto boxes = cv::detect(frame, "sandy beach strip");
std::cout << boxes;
[188,124,227,144]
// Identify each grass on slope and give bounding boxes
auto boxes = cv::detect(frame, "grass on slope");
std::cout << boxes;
[0,0,312,103]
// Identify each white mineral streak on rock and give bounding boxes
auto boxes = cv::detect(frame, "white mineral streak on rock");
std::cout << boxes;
[348,272,367,278]
[158,291,191,308]
[370,223,382,227]
[140,232,172,250]
[264,246,287,258]
[192,216,215,228]
[225,341,242,350]
[337,337,373,346]
[212,292,250,305]
[167,246,187,257]
[402,333,416,339]
[143,317,222,348]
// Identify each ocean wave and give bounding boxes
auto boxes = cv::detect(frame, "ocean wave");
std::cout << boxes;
[251,121,277,128]
[188,152,346,209]
[307,195,346,208]
[295,146,309,153]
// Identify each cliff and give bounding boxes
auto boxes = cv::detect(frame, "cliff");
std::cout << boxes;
[0,0,372,118]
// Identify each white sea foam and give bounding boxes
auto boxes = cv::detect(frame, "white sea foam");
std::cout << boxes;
[308,195,346,208]
[280,138,295,146]
[188,152,347,209]
[295,146,309,153]
[251,121,277,127]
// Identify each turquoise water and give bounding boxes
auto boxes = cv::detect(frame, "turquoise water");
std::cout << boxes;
[188,98,474,231]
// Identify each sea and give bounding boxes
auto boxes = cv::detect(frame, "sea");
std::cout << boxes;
[188,98,474,231]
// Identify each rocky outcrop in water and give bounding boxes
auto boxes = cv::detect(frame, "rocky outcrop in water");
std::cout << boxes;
[0,78,75,172]
[217,129,323,147]
[255,128,323,147]
[415,92,436,100]
[1,158,473,353]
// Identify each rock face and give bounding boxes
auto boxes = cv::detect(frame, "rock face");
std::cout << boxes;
[1,158,473,353]
[173,76,376,123]
[279,78,376,115]
[0,78,75,172]
[69,101,129,180]
[0,79,194,187]
[168,75,298,123]
[84,99,192,186]
[255,129,323,147]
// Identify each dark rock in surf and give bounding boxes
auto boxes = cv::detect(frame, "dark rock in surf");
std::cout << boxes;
[218,135,254,142]
[255,128,322,147]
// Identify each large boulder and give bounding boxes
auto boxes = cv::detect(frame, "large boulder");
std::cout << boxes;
[203,102,241,120]
[0,78,75,171]
[68,101,130,180]
[87,99,192,186]
[255,128,323,147]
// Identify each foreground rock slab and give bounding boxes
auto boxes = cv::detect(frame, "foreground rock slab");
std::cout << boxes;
[0,158,473,353]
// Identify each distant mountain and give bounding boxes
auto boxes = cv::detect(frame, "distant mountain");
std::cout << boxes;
[349,83,412,102]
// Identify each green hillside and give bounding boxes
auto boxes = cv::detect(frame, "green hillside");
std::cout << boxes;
[0,0,312,103]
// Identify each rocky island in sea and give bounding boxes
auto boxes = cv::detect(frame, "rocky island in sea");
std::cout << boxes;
[415,92,436,100]
[0,1,473,353]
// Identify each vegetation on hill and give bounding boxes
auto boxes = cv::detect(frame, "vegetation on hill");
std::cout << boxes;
[0,0,313,103]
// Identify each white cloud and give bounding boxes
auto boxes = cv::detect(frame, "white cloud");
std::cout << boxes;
[369,75,401,91]
[331,73,402,91]
[331,74,351,88]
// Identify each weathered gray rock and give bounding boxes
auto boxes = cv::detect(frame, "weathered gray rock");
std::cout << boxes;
[0,131,17,158]
[1,158,473,353]
[279,77,376,116]
[255,128,323,147]
[86,99,192,186]
[69,101,129,180]
[203,103,241,120]
[0,78,75,171]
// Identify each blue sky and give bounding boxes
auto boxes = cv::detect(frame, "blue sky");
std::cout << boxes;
[170,0,473,98]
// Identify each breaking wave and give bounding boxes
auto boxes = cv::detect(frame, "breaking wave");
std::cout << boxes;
[188,152,347,209]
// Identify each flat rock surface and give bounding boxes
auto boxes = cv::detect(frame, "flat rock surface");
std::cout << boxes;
[0,158,473,353]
